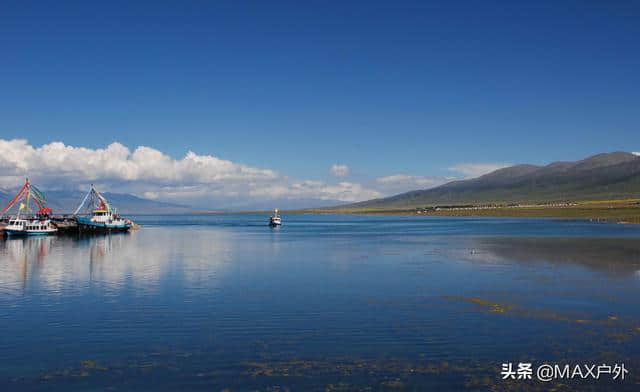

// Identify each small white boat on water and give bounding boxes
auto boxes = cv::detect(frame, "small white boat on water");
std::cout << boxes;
[269,209,282,226]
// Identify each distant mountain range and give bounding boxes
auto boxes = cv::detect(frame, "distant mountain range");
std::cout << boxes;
[0,188,344,215]
[0,189,194,214]
[344,152,640,209]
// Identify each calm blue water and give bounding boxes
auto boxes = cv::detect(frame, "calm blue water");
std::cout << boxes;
[1,215,640,391]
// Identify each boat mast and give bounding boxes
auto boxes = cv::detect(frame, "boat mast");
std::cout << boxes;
[95,190,112,213]
[1,178,29,218]
[24,183,31,217]
[18,178,29,219]
[73,185,113,216]
[73,185,94,216]
[1,178,49,219]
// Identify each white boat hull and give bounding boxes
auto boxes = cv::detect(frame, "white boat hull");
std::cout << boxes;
[5,228,57,236]
[269,217,282,226]
[4,220,58,236]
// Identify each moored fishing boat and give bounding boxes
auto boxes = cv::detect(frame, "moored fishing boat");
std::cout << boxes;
[1,179,58,236]
[74,185,132,233]
[5,217,57,236]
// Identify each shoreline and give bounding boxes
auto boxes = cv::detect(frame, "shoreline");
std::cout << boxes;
[289,199,640,225]
[4,201,637,227]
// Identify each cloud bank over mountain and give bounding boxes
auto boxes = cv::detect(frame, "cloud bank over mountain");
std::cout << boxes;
[0,139,381,207]
[0,139,510,208]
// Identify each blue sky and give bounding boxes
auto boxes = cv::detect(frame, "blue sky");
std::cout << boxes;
[1,1,639,207]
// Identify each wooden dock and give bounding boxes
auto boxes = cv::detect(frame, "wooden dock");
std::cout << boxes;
[52,218,79,233]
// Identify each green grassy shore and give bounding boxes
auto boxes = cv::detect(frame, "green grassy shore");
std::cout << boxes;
[293,199,640,224]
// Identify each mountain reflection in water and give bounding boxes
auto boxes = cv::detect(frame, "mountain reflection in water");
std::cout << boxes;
[469,236,640,277]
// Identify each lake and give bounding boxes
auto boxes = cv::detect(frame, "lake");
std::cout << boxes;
[1,214,640,391]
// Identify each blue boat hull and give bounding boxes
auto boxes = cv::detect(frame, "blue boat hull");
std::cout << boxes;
[76,217,131,233]
[4,229,54,236]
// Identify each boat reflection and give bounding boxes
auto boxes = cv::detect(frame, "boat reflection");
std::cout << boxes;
[0,228,233,296]
[0,235,56,292]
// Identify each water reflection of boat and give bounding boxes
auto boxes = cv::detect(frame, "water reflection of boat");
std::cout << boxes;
[1,179,58,236]
[74,185,132,233]
[0,227,231,295]
[2,236,55,289]
[5,235,54,262]
[269,209,282,226]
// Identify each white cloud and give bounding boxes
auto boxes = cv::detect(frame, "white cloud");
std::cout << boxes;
[0,139,276,186]
[329,164,350,177]
[375,174,410,184]
[0,139,379,205]
[448,162,511,178]
[632,152,640,156]
[0,139,522,207]
[376,174,445,187]
[374,174,450,195]
[252,180,380,202]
